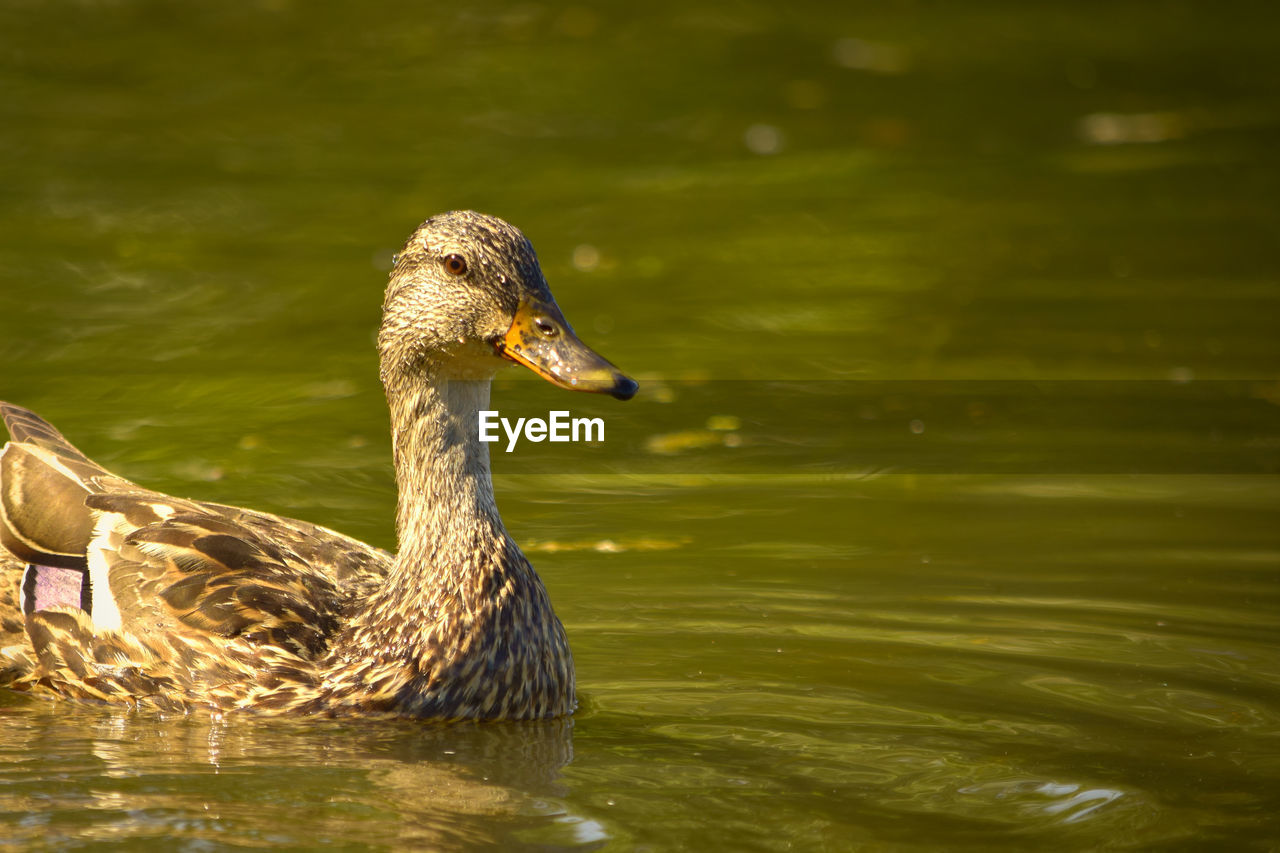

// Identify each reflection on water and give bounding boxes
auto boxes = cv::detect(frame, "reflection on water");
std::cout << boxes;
[0,701,584,848]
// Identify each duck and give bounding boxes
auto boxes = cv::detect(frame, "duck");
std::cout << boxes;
[0,210,637,719]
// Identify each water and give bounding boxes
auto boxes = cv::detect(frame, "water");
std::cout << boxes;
[2,1,1279,849]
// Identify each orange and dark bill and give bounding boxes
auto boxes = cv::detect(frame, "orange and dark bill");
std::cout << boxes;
[495,297,638,401]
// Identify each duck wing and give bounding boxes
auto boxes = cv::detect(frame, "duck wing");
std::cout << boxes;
[1,402,391,702]
[195,501,392,602]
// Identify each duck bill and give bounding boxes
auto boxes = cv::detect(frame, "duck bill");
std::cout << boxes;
[496,298,638,401]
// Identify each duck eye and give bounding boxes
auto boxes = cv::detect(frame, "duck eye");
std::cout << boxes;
[534,317,560,338]
[443,254,468,276]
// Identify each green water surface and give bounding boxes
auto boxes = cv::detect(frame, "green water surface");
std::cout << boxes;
[1,1,1279,850]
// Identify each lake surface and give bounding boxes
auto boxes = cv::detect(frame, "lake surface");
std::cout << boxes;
[2,1,1279,849]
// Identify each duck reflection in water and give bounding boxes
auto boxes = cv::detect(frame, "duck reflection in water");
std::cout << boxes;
[6,702,588,848]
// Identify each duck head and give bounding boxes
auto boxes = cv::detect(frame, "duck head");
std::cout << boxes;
[378,211,637,401]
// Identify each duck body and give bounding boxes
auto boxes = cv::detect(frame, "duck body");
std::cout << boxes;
[0,211,636,719]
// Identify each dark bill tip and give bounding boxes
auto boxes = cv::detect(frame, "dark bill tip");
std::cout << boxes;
[610,375,639,401]
[498,297,638,402]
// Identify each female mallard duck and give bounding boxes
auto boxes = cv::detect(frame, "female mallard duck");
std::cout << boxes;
[0,210,636,719]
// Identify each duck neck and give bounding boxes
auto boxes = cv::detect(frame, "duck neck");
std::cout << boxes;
[384,367,506,587]
[317,362,575,719]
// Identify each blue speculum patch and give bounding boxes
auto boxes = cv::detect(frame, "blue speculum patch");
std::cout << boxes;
[22,565,89,613]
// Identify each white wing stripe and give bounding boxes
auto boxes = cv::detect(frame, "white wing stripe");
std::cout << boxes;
[87,511,125,632]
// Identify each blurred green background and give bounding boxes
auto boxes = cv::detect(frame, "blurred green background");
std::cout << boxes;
[1,1,1278,850]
